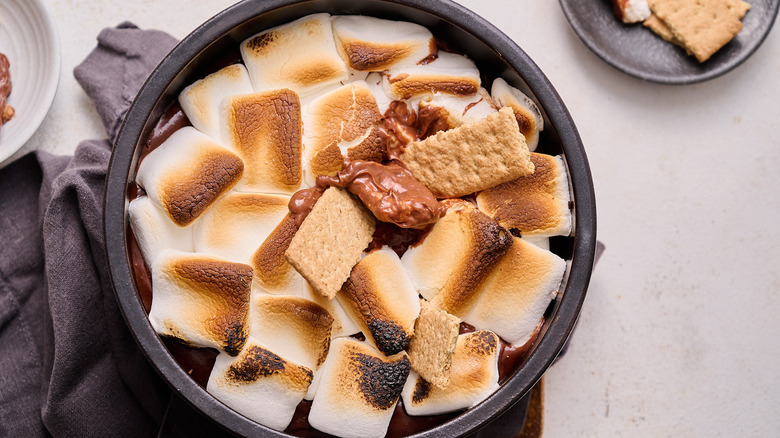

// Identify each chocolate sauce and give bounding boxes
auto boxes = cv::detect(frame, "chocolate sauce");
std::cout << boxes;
[288,186,326,227]
[378,101,450,161]
[317,160,445,229]
[367,221,427,257]
[0,53,14,127]
[141,102,191,161]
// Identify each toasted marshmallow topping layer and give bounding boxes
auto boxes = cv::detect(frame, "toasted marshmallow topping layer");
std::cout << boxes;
[476,153,572,237]
[402,331,500,416]
[179,64,254,140]
[136,126,244,226]
[338,247,421,356]
[221,89,303,194]
[193,192,290,264]
[332,15,436,71]
[149,250,252,355]
[308,338,410,438]
[207,338,313,431]
[241,13,349,97]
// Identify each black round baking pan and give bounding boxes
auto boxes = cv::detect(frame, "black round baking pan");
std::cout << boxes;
[105,0,597,436]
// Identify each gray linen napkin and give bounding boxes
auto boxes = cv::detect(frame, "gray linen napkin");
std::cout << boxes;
[0,23,176,437]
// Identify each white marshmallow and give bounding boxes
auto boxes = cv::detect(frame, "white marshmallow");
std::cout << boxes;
[383,51,481,100]
[219,90,304,194]
[240,13,349,97]
[331,15,436,71]
[308,338,410,438]
[490,78,544,151]
[178,64,254,140]
[128,196,194,265]
[415,87,498,130]
[463,237,565,346]
[207,337,312,431]
[401,331,500,416]
[149,250,252,356]
[135,126,243,226]
[192,192,290,264]
[338,247,421,356]
[301,81,384,186]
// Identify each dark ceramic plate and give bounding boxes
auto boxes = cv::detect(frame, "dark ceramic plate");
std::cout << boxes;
[559,0,780,84]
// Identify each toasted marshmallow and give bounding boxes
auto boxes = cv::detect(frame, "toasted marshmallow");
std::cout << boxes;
[149,250,252,355]
[476,153,572,237]
[402,330,500,416]
[613,0,651,23]
[192,192,290,264]
[331,15,436,71]
[240,13,349,97]
[251,214,361,339]
[401,200,513,317]
[338,248,421,356]
[308,338,410,438]
[383,51,480,100]
[220,90,303,194]
[490,78,544,151]
[178,64,254,140]
[463,237,565,346]
[136,127,243,226]
[207,338,312,431]
[302,81,384,186]
[128,196,194,263]
[250,294,333,372]
[416,87,498,130]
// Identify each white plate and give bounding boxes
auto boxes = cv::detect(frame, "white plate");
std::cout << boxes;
[0,0,61,164]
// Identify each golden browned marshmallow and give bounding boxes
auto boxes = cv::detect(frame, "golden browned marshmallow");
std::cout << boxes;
[240,13,349,97]
[463,237,566,346]
[401,331,500,416]
[302,81,384,186]
[401,200,513,317]
[221,89,303,194]
[338,247,421,356]
[285,187,376,300]
[490,78,544,151]
[308,338,411,438]
[331,15,436,71]
[149,250,252,356]
[407,299,460,389]
[128,196,194,264]
[136,127,244,227]
[192,192,290,264]
[178,64,254,140]
[250,294,333,371]
[207,338,313,431]
[383,51,481,100]
[250,213,361,339]
[476,153,572,237]
[416,87,498,130]
[399,107,534,198]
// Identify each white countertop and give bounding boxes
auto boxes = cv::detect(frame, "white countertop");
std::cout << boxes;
[15,0,780,436]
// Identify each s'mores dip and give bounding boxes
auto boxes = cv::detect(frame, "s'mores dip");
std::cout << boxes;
[128,13,574,437]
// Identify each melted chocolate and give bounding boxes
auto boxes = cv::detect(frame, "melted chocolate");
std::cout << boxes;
[317,160,445,229]
[378,101,450,161]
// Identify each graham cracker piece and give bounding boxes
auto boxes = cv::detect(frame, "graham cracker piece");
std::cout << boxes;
[400,107,534,198]
[285,187,376,300]
[647,0,751,62]
[643,13,681,45]
[407,299,461,389]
